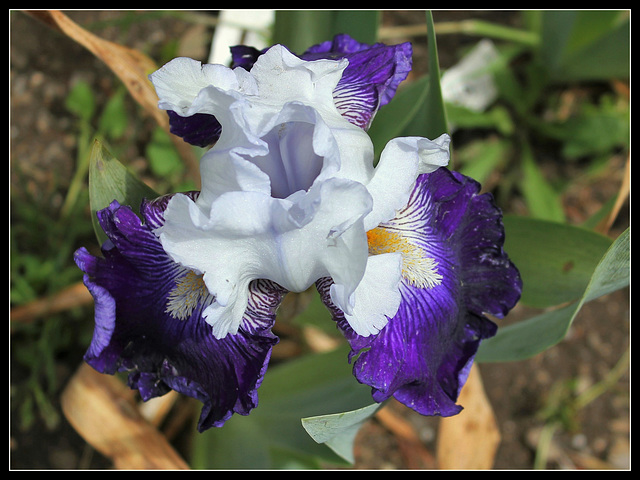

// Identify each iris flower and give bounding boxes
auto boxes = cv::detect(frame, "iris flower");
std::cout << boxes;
[75,35,521,432]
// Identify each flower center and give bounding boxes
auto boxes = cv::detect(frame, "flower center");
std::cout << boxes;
[166,269,213,320]
[247,121,324,199]
[367,227,443,289]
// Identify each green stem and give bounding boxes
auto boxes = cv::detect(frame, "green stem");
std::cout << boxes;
[379,19,539,47]
[575,347,629,410]
[534,421,560,469]
[60,123,92,220]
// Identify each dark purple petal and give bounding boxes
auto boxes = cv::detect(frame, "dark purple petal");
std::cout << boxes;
[303,33,413,107]
[302,34,413,129]
[317,167,521,417]
[230,45,263,70]
[74,194,286,431]
[167,110,222,148]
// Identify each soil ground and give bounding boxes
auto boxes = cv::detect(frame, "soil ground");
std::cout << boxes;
[10,10,629,470]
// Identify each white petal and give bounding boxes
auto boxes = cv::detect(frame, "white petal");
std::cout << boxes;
[362,134,451,231]
[333,252,403,337]
[149,57,255,115]
[415,134,452,174]
[150,46,451,340]
[158,177,372,339]
[251,45,348,118]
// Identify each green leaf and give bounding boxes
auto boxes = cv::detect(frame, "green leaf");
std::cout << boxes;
[190,346,375,469]
[477,227,629,363]
[272,10,379,54]
[446,102,515,136]
[97,87,129,140]
[301,403,382,464]
[329,10,380,45]
[65,80,96,123]
[502,215,613,308]
[559,95,630,160]
[456,137,511,185]
[520,141,566,223]
[421,11,448,139]
[146,127,184,177]
[537,10,629,82]
[88,139,158,245]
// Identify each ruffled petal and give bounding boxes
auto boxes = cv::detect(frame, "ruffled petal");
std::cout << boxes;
[160,34,412,146]
[364,134,451,231]
[232,34,413,130]
[158,176,372,338]
[156,51,387,338]
[317,167,522,416]
[151,43,449,340]
[74,195,286,431]
[304,33,413,129]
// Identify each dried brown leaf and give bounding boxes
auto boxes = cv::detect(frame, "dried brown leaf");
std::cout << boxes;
[61,363,189,470]
[436,364,501,469]
[28,10,167,129]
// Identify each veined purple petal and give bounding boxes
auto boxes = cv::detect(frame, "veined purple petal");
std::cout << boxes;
[74,194,287,431]
[317,167,522,417]
[304,33,413,108]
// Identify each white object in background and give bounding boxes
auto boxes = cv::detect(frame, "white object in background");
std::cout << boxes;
[208,10,275,66]
[441,39,500,112]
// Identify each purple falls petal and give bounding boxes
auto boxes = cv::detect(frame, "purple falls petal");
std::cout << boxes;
[317,167,522,417]
[74,194,287,431]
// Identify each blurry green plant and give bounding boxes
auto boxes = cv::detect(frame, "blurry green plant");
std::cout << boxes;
[11,7,210,438]
[444,10,629,223]
[533,347,629,468]
[11,75,187,432]
[11,80,105,431]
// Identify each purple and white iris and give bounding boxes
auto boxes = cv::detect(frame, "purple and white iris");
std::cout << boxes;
[75,34,522,432]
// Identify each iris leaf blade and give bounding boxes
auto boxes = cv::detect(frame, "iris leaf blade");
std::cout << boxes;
[537,10,629,82]
[301,403,382,464]
[502,215,613,308]
[272,10,380,54]
[421,10,448,139]
[88,139,158,245]
[477,227,629,362]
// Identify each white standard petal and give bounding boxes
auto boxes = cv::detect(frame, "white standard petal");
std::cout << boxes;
[250,45,348,121]
[149,56,256,115]
[152,46,453,340]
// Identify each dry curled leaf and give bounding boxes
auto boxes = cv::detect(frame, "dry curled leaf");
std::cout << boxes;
[10,281,92,327]
[436,364,501,469]
[28,10,166,128]
[61,363,189,470]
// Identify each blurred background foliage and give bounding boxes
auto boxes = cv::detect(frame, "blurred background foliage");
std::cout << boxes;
[10,10,629,469]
